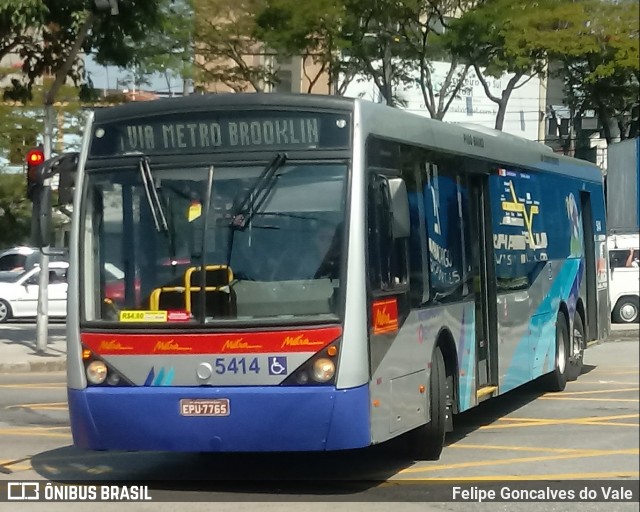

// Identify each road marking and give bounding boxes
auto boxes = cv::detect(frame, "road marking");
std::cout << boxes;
[499,413,638,422]
[582,370,639,375]
[0,427,71,438]
[397,448,639,474]
[6,402,68,411]
[547,387,639,396]
[539,397,639,402]
[448,444,621,454]
[577,380,639,385]
[479,413,639,429]
[0,382,65,389]
[385,471,640,482]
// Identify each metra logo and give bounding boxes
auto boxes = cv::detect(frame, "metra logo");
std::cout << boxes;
[221,338,262,351]
[372,298,399,335]
[281,334,323,348]
[376,307,392,327]
[153,340,192,352]
[99,340,133,351]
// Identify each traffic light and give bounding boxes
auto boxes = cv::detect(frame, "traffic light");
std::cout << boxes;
[26,147,45,201]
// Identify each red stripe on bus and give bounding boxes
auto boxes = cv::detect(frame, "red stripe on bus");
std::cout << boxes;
[81,327,342,355]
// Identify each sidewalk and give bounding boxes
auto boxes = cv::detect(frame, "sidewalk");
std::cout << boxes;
[0,325,67,373]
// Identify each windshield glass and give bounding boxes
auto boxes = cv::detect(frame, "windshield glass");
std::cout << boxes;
[0,270,24,283]
[81,161,347,324]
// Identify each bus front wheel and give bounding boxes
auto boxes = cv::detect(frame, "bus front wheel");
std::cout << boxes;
[542,313,569,392]
[411,347,448,461]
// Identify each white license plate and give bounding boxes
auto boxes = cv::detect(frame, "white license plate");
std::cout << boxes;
[180,398,230,416]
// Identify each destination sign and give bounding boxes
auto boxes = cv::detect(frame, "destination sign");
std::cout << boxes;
[89,110,351,157]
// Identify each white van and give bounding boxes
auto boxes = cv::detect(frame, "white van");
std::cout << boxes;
[608,234,640,323]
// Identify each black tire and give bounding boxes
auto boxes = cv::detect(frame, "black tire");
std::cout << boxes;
[0,299,11,323]
[612,297,639,324]
[412,347,448,460]
[542,313,569,392]
[567,313,585,382]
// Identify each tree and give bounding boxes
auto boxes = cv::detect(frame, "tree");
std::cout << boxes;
[445,0,550,130]
[395,0,476,119]
[0,172,31,248]
[1,1,171,105]
[257,0,476,113]
[193,0,278,92]
[111,0,194,95]
[549,0,639,143]
[0,0,46,64]
[255,0,356,94]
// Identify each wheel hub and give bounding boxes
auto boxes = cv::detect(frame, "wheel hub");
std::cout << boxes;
[620,303,638,322]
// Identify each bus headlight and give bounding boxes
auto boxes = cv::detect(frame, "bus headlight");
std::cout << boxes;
[312,358,335,382]
[86,361,108,384]
[281,338,341,386]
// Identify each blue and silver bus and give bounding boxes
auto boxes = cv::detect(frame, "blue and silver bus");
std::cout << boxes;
[36,93,609,459]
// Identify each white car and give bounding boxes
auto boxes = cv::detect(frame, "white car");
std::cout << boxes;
[608,234,640,323]
[0,262,69,323]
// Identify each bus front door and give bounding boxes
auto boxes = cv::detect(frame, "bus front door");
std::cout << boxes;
[469,176,498,400]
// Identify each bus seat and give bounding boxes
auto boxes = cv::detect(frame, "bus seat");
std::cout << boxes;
[185,265,237,318]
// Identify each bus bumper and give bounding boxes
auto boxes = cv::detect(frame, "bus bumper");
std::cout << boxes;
[67,385,371,452]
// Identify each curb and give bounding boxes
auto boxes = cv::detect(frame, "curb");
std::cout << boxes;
[0,359,66,374]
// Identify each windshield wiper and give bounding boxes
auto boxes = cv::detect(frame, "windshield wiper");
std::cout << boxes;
[138,157,168,233]
[231,152,287,229]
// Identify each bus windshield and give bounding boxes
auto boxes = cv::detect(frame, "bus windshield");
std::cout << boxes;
[81,161,347,324]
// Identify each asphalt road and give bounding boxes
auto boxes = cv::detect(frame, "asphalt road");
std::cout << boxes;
[0,323,637,510]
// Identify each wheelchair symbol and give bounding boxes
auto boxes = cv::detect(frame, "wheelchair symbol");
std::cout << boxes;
[268,356,287,376]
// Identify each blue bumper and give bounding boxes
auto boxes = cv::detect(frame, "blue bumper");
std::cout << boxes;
[68,385,371,452]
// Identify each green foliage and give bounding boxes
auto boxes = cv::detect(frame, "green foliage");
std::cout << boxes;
[129,0,194,81]
[255,0,351,92]
[193,0,278,92]
[0,172,31,248]
[256,0,475,110]
[549,0,639,142]
[1,1,184,100]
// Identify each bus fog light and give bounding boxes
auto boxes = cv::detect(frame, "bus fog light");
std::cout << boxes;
[295,372,309,384]
[106,373,121,386]
[86,361,108,384]
[312,358,335,382]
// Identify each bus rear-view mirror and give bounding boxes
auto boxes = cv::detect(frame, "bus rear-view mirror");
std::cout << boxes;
[386,177,410,239]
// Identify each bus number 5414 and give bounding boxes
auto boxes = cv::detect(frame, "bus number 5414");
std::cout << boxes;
[214,357,261,375]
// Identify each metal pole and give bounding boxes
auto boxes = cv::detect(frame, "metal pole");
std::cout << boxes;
[35,104,54,354]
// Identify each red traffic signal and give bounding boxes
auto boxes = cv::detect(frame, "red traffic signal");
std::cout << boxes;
[26,148,46,201]
[26,148,45,166]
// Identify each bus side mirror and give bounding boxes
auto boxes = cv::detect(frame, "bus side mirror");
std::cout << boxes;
[386,177,410,239]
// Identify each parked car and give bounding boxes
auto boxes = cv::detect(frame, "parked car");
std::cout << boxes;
[608,233,640,323]
[0,262,69,323]
[0,246,67,272]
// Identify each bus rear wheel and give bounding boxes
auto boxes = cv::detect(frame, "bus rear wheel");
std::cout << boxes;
[567,313,585,382]
[411,347,448,461]
[542,313,569,392]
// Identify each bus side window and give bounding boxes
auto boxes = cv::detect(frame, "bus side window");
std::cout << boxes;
[367,173,408,291]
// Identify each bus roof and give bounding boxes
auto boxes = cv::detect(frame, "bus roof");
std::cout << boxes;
[92,93,355,124]
[91,92,602,183]
[356,99,603,183]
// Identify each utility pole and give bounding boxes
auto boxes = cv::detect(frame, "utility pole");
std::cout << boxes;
[35,4,109,354]
[35,105,54,353]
